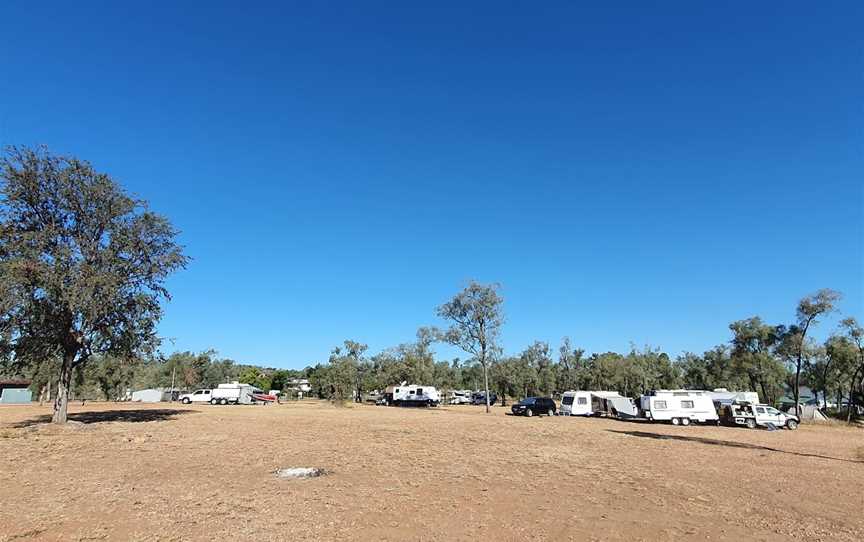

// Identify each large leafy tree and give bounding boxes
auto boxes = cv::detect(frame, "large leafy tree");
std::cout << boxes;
[839,318,864,422]
[0,146,187,423]
[780,289,840,415]
[729,317,786,404]
[438,281,503,413]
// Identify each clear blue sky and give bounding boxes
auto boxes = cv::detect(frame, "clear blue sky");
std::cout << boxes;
[2,2,861,367]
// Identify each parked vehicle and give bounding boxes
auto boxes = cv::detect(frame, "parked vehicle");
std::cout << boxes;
[178,389,212,404]
[448,390,474,405]
[560,391,592,416]
[559,390,637,418]
[383,383,440,407]
[471,391,497,406]
[719,402,800,430]
[210,382,260,405]
[511,397,557,417]
[639,390,719,425]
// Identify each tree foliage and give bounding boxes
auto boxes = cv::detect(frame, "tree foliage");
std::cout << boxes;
[0,146,188,422]
[438,281,503,412]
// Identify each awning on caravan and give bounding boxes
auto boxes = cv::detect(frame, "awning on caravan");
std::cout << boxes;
[605,396,637,418]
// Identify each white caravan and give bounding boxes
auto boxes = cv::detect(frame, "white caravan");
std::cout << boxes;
[560,391,593,415]
[178,389,212,404]
[560,391,638,418]
[639,390,719,426]
[211,382,260,405]
[385,383,441,407]
[448,390,474,405]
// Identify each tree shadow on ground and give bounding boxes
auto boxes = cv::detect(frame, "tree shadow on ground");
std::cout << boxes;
[12,408,196,427]
[607,429,864,464]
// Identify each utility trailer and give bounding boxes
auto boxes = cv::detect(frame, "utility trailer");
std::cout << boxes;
[719,402,799,430]
[210,382,260,405]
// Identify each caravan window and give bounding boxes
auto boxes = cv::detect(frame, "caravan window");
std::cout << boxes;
[416,388,423,395]
[577,397,588,405]
[654,400,667,409]
[562,396,574,405]
[681,400,694,409]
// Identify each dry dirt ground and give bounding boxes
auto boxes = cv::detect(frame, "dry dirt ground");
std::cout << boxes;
[1,401,863,542]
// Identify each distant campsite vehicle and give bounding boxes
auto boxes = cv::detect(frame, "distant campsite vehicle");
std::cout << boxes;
[719,403,800,430]
[707,388,760,407]
[448,390,474,405]
[560,391,638,418]
[560,391,592,416]
[179,389,212,404]
[251,391,278,403]
[210,382,260,405]
[639,390,719,425]
[511,397,557,417]
[471,391,497,406]
[383,383,440,407]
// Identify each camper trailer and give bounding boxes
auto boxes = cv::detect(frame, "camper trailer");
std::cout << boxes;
[560,391,593,416]
[383,383,440,407]
[210,382,259,405]
[639,390,719,425]
[560,391,638,418]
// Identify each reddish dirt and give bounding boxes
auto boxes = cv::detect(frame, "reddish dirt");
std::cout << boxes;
[1,401,862,541]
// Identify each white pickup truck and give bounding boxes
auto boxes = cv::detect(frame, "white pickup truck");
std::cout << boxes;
[720,403,799,430]
[178,389,212,404]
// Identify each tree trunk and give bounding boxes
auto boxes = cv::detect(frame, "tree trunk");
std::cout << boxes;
[820,358,833,410]
[793,361,802,417]
[482,362,490,414]
[52,353,75,424]
[847,365,862,423]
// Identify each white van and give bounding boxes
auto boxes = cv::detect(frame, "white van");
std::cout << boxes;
[178,389,212,404]
[639,390,719,425]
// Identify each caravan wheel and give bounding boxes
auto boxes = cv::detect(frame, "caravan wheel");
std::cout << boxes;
[671,417,681,426]
[680,418,691,426]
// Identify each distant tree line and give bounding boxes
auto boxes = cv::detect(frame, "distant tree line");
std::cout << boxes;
[1,147,862,423]
[5,287,863,421]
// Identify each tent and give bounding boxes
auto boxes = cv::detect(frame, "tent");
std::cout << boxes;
[788,404,828,422]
